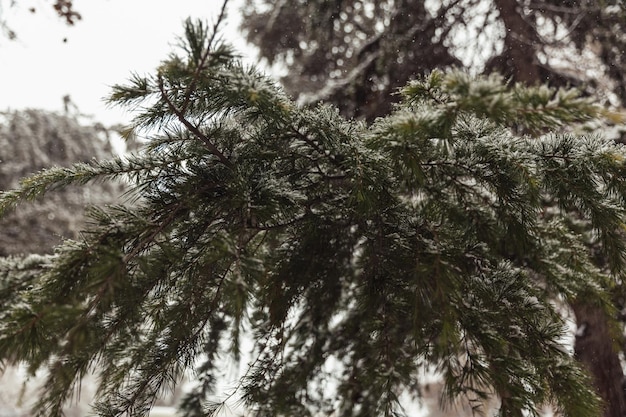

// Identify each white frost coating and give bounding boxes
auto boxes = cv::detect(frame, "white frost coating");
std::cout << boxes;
[149,406,180,417]
[605,5,622,14]
[575,323,587,338]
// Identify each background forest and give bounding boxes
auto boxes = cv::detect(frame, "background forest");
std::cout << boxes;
[1,1,626,417]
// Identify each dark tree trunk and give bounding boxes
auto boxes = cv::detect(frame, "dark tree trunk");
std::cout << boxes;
[572,302,626,417]
[488,0,541,84]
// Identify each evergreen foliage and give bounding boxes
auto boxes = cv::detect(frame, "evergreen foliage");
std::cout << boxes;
[240,2,626,415]
[1,18,626,417]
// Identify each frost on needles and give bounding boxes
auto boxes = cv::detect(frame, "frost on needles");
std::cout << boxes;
[1,18,626,417]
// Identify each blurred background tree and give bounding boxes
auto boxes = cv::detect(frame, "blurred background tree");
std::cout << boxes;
[0,110,121,256]
[241,0,625,122]
[240,1,626,416]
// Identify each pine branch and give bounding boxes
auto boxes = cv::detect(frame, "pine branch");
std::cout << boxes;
[2,20,624,417]
[0,153,186,215]
[180,0,231,113]
[157,75,233,168]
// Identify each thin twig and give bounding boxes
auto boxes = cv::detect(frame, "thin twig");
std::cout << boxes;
[290,126,344,169]
[158,75,233,168]
[181,0,231,114]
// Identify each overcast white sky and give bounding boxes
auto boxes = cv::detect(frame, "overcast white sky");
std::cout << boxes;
[0,0,251,125]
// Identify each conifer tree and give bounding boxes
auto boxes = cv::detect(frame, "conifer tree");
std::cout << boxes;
[0,109,121,256]
[1,16,626,417]
[241,2,626,415]
[241,0,626,121]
